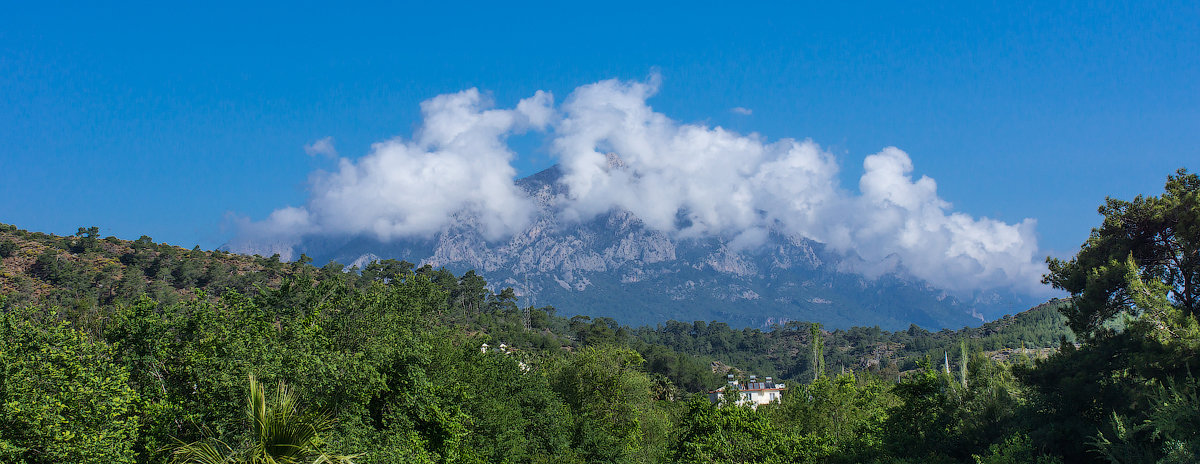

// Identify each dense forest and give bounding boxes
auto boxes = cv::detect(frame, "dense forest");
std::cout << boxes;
[1,169,1198,463]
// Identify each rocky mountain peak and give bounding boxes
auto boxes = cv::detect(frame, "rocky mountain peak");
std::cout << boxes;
[282,164,1031,329]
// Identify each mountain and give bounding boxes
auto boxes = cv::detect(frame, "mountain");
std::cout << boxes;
[254,161,1038,330]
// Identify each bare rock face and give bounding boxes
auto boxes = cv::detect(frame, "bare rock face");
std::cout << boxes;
[287,165,1031,330]
[363,164,703,300]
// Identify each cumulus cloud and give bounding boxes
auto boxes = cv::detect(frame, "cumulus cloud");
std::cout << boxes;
[553,78,840,244]
[304,136,338,158]
[232,76,1047,294]
[731,107,753,115]
[233,88,554,258]
[831,148,1045,292]
[550,77,1045,293]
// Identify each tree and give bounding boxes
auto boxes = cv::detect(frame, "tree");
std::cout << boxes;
[0,239,16,258]
[0,312,140,464]
[810,323,826,381]
[1035,168,1200,462]
[360,259,413,284]
[1044,169,1200,340]
[672,395,798,464]
[549,346,662,463]
[960,339,969,389]
[770,373,894,462]
[884,360,963,460]
[71,226,100,253]
[452,270,489,314]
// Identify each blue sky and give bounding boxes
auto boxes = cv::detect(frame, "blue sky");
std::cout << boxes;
[2,0,1198,265]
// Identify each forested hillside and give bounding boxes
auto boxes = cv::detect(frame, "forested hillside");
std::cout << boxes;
[0,169,1197,464]
[0,222,1069,393]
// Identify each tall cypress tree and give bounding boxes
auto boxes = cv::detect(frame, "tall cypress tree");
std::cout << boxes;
[810,322,825,381]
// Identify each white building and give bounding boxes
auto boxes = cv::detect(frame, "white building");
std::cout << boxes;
[708,375,786,408]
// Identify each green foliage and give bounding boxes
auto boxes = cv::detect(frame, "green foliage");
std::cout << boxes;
[769,373,894,463]
[71,226,100,253]
[360,259,413,283]
[441,343,575,462]
[972,433,1062,464]
[171,375,358,464]
[629,302,1073,385]
[1045,168,1200,340]
[0,239,16,258]
[808,323,825,381]
[671,396,800,464]
[549,345,663,463]
[1091,377,1200,464]
[1145,377,1200,460]
[1032,169,1200,462]
[0,311,140,463]
[6,192,1196,464]
[884,362,958,459]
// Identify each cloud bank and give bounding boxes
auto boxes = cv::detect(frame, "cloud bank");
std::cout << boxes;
[229,88,552,254]
[231,77,1047,294]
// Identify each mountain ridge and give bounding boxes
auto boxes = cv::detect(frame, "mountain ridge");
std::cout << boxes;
[235,163,1039,330]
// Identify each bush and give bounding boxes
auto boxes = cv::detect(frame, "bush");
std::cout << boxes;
[0,314,141,463]
[0,240,16,258]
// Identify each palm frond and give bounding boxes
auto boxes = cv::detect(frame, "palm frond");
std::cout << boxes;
[171,438,237,464]
[173,375,361,464]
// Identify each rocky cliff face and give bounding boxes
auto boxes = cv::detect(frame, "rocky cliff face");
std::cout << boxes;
[286,164,1033,330]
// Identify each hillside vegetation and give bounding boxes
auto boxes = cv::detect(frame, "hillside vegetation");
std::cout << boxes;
[0,222,1068,390]
[0,168,1196,464]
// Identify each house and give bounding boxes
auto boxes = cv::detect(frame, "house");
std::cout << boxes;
[480,342,530,372]
[708,374,786,408]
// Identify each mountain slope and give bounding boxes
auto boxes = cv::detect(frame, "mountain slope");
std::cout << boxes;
[269,163,1036,330]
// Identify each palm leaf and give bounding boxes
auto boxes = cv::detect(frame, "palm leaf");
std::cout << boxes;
[172,375,360,464]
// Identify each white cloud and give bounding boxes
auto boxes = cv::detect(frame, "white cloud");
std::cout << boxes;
[550,77,1046,294]
[553,77,840,243]
[731,106,753,115]
[304,136,338,158]
[222,207,312,260]
[236,88,553,249]
[830,147,1045,293]
[232,77,1047,295]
